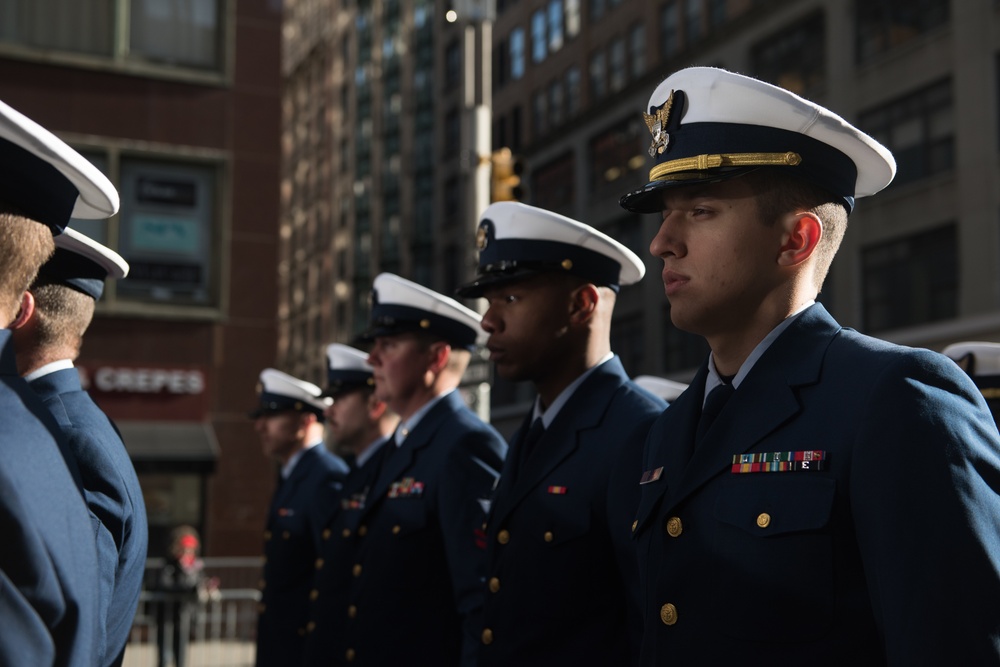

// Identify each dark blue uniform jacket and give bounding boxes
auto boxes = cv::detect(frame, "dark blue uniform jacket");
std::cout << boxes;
[0,330,100,667]
[256,445,347,667]
[477,356,666,667]
[330,390,506,667]
[633,304,1000,666]
[30,366,149,667]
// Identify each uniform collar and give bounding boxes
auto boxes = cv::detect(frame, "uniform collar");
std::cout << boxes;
[532,352,614,428]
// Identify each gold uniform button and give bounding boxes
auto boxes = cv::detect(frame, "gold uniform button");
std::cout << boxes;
[660,603,678,626]
[756,513,771,529]
[543,531,554,543]
[631,519,638,533]
[352,563,363,577]
[497,529,510,544]
[481,628,494,645]
[309,589,319,601]
[392,525,401,535]
[257,602,266,614]
[488,577,500,593]
[263,530,272,540]
[315,558,324,570]
[342,528,351,538]
[665,516,683,538]
[345,648,356,662]
[282,531,290,540]
[358,525,368,537]
[322,529,331,540]
[347,604,357,618]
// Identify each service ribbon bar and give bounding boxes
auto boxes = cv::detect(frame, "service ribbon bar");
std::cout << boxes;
[731,450,827,473]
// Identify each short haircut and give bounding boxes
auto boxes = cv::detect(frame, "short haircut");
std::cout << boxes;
[29,282,95,356]
[743,168,848,289]
[0,208,55,317]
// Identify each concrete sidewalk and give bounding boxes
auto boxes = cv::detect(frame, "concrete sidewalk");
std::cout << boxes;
[122,640,255,667]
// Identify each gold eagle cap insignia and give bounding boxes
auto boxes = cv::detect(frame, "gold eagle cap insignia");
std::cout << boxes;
[643,89,675,157]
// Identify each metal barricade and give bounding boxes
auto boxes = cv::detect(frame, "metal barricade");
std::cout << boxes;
[123,557,262,667]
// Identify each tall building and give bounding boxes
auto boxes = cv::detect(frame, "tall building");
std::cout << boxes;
[281,0,493,418]
[281,0,1000,432]
[0,0,284,557]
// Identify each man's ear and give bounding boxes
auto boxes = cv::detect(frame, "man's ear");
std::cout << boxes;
[10,291,34,330]
[427,341,452,374]
[568,283,599,325]
[778,212,822,267]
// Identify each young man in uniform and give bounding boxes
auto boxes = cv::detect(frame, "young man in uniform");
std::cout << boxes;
[455,202,666,666]
[12,228,147,667]
[301,343,398,665]
[323,273,506,666]
[621,66,1000,664]
[251,369,348,667]
[0,97,115,667]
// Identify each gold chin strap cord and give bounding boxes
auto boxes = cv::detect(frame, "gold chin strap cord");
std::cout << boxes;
[649,151,802,181]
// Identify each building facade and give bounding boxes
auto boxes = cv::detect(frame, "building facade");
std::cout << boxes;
[281,0,1000,433]
[0,0,284,558]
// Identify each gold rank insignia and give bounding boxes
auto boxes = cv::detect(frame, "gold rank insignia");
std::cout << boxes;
[644,90,676,157]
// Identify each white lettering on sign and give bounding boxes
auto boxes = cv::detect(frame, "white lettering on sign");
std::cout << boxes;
[93,367,205,395]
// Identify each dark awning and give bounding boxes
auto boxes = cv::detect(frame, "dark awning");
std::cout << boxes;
[117,420,219,474]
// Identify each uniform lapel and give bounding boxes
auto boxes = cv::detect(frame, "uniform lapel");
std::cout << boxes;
[666,304,840,510]
[360,392,458,520]
[271,446,318,511]
[492,359,627,523]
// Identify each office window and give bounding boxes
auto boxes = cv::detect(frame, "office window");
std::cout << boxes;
[511,27,526,80]
[532,151,574,215]
[495,37,509,87]
[532,9,547,63]
[445,38,461,91]
[629,23,645,80]
[589,50,607,101]
[751,11,825,97]
[566,66,582,117]
[589,117,645,200]
[548,1,564,53]
[114,158,220,307]
[685,0,703,48]
[444,107,461,157]
[566,0,581,37]
[856,0,950,64]
[859,79,953,187]
[533,89,549,139]
[609,37,626,93]
[661,1,679,60]
[862,224,957,332]
[0,0,225,73]
[590,0,605,21]
[549,78,565,128]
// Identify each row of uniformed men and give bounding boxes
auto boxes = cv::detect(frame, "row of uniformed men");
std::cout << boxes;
[0,102,148,664]
[251,65,1000,667]
[7,63,1000,666]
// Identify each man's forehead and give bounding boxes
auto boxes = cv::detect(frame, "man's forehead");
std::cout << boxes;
[658,177,754,208]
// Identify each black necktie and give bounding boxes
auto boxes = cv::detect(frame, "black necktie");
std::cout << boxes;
[518,418,545,468]
[695,382,735,445]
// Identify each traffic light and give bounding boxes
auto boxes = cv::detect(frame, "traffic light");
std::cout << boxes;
[490,147,524,202]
